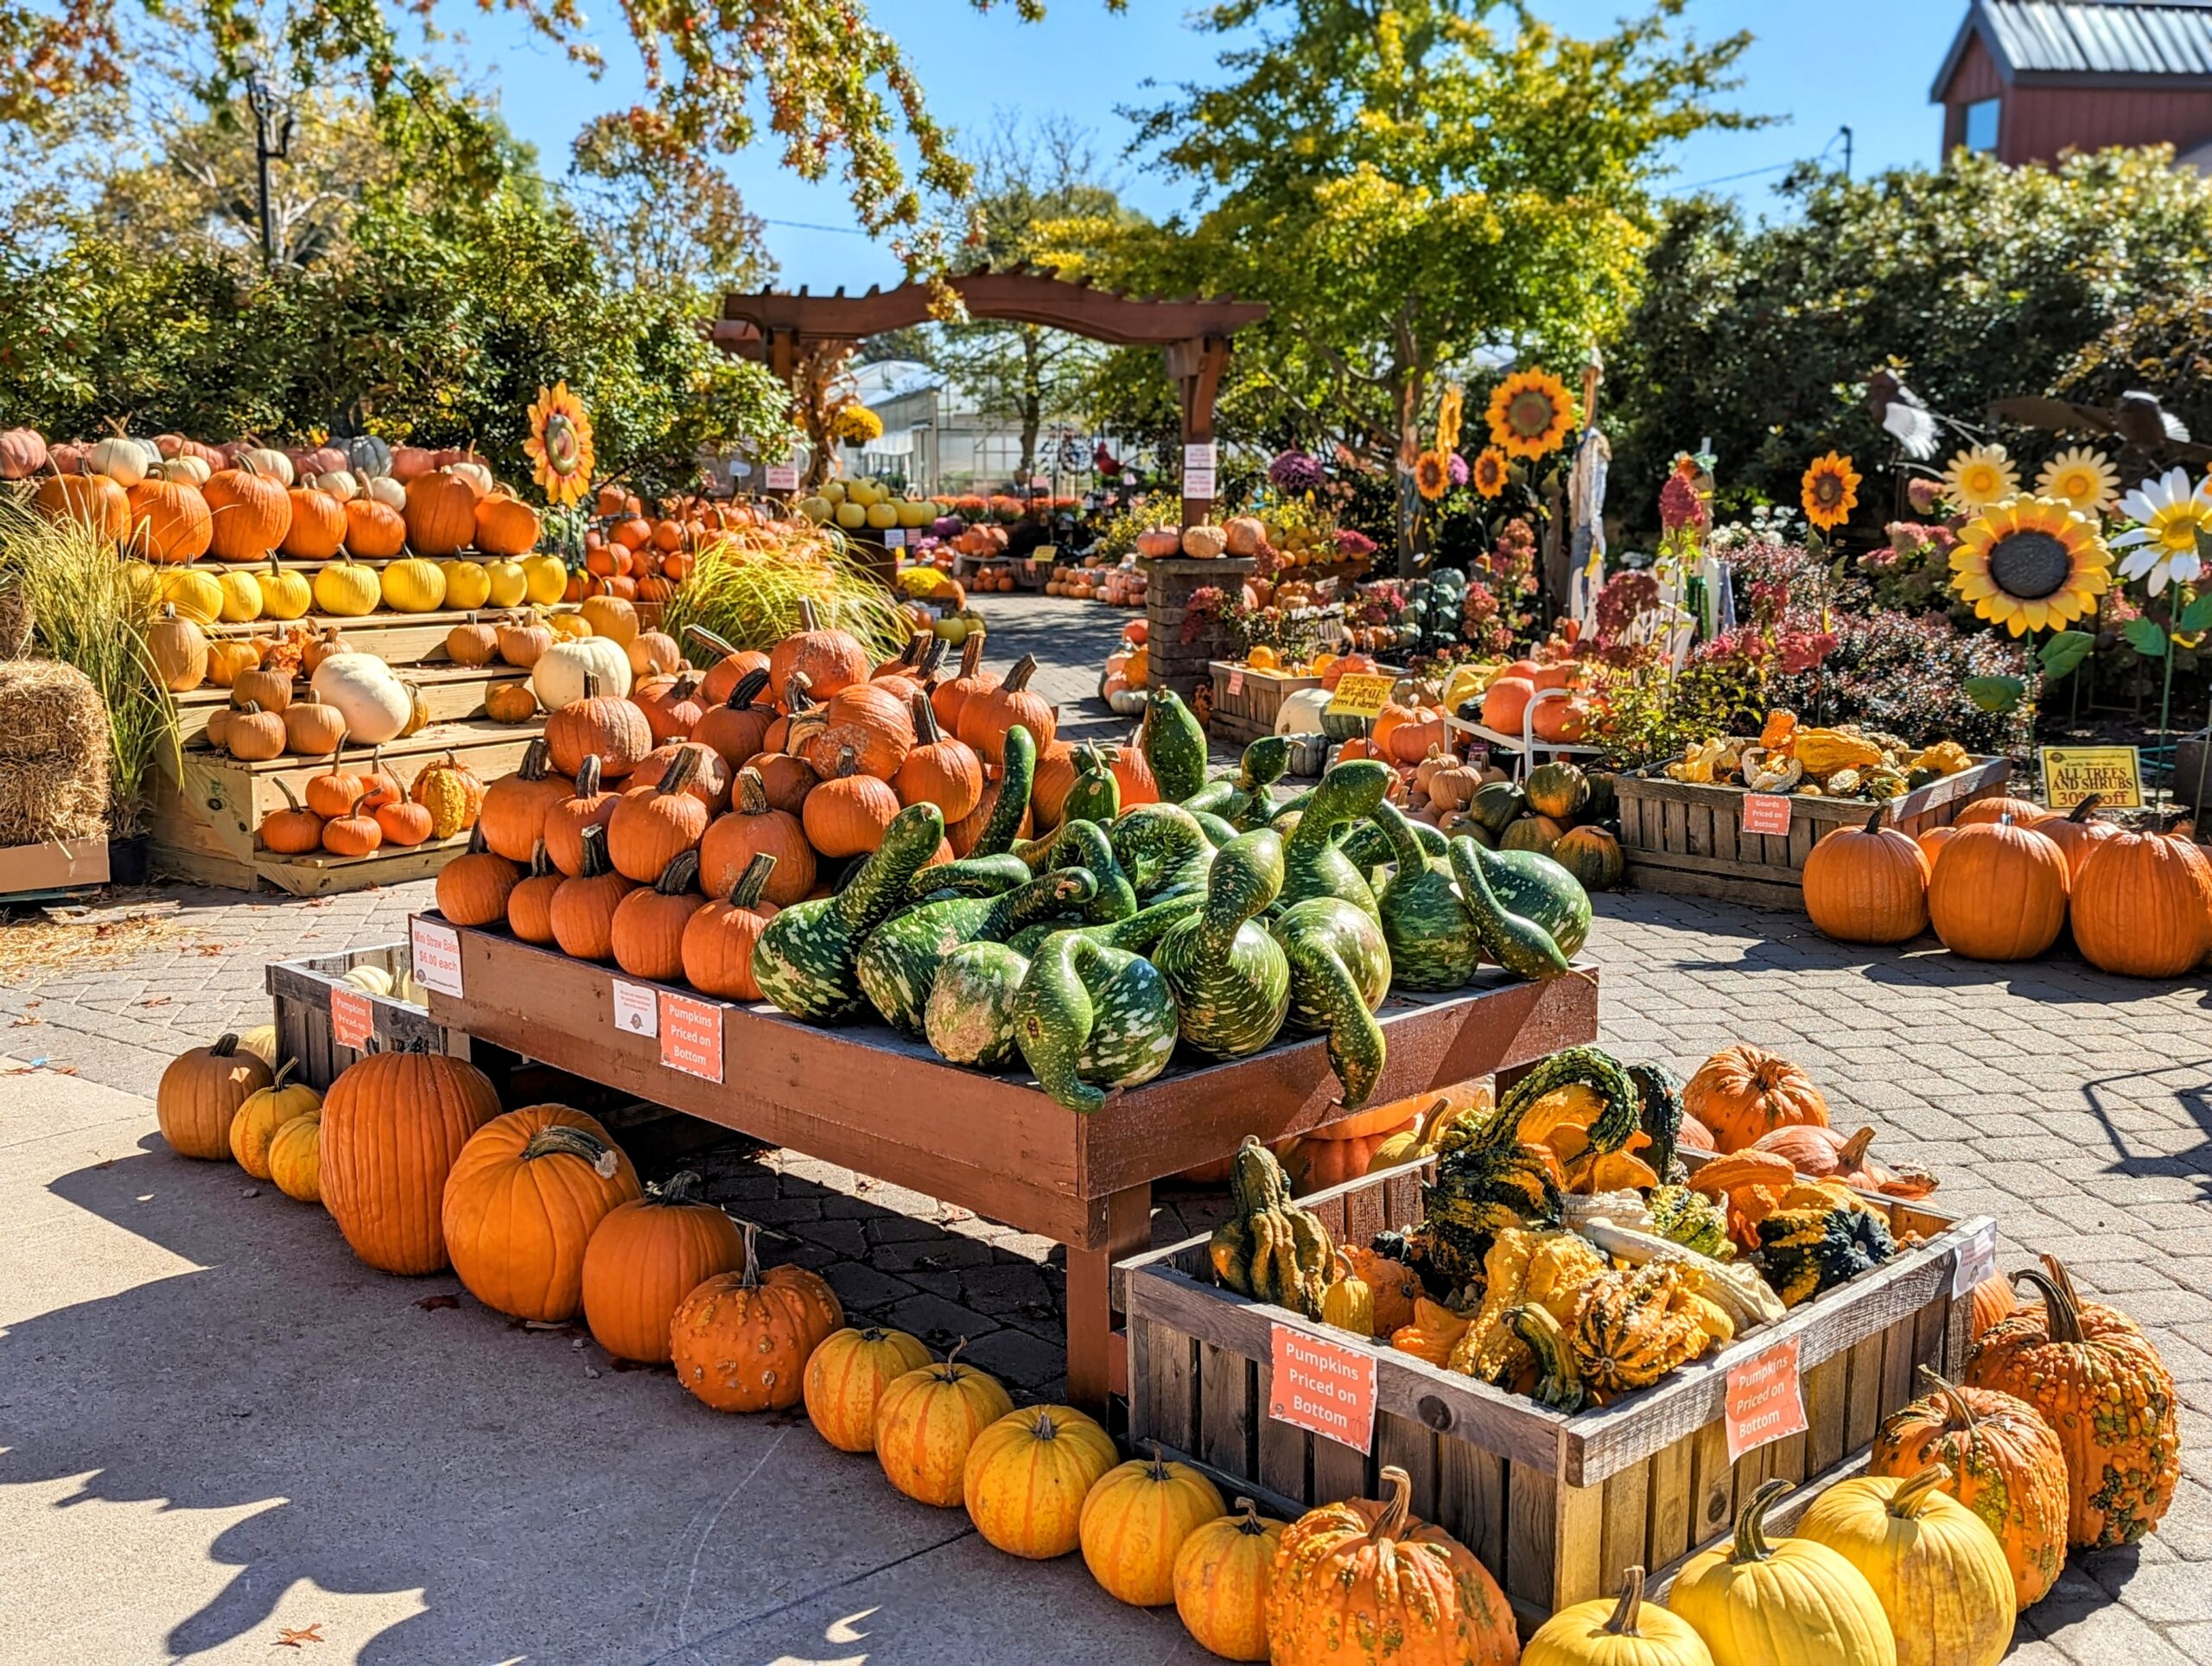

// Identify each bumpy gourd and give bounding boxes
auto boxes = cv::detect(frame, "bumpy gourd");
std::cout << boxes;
[1207,1136,1332,1319]
[1109,802,1217,900]
[1370,799,1480,990]
[1630,1060,1689,1181]
[1141,685,1209,800]
[1269,895,1390,1107]
[1510,1302,1589,1413]
[1450,1227,1606,1385]
[751,802,946,1021]
[1753,1189,1897,1306]
[1646,1184,1733,1259]
[857,868,1096,1034]
[1278,758,1393,917]
[1566,1261,1719,1400]
[1012,932,1179,1114]
[1451,835,1576,979]
[924,942,1030,1068]
[1151,829,1292,1060]
[1062,742,1122,824]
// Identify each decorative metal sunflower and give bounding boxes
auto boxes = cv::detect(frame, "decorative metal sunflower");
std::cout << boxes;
[1800,452,1861,532]
[524,382,595,507]
[1414,449,1452,501]
[2034,447,2120,516]
[1471,446,1510,500]
[1485,368,1577,461]
[1941,443,2021,513]
[1949,495,2113,636]
[1435,385,1465,456]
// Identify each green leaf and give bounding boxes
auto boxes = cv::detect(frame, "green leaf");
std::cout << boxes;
[2037,630,2094,678]
[2178,595,2212,635]
[1962,676,2025,714]
[2123,619,2170,660]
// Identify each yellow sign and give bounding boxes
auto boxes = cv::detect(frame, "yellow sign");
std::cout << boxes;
[2040,746,2141,811]
[1327,673,1398,721]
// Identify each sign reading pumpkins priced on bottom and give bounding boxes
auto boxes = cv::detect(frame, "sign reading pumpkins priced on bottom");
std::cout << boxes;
[2041,746,2142,810]
[1725,1336,1808,1462]
[1268,1324,1377,1453]
[658,993,723,1083]
[1327,673,1398,722]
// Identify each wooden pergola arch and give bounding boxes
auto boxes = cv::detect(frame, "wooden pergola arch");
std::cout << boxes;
[713,266,1266,521]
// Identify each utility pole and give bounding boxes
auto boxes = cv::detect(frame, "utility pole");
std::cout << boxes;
[1840,124,1854,179]
[246,73,294,270]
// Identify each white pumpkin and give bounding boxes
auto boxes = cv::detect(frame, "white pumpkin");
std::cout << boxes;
[531,636,632,708]
[167,454,213,486]
[363,476,406,511]
[310,652,413,745]
[238,447,295,486]
[312,469,359,502]
[83,436,148,486]
[447,459,495,499]
[1275,685,1335,736]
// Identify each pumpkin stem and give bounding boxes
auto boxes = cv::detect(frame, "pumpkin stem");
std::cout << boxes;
[1028,1405,1059,1440]
[1730,1478,1793,1564]
[529,837,552,879]
[795,597,820,631]
[2067,794,2102,823]
[1887,1462,1952,1517]
[728,667,771,710]
[580,671,601,703]
[1602,1565,1647,1636]
[736,1219,762,1289]
[1369,1465,1414,1542]
[941,1337,969,1380]
[1916,1364,1980,1435]
[2010,1265,2084,1345]
[957,635,983,680]
[520,1121,622,1178]
[576,821,613,878]
[684,624,738,662]
[656,849,702,896]
[208,1032,241,1058]
[734,767,770,817]
[271,1057,296,1090]
[911,690,941,744]
[658,745,702,798]
[1002,652,1039,694]
[1837,1126,1878,1172]
[1144,1438,1171,1480]
[1861,806,1887,835]
[653,1169,705,1205]
[1232,1497,1263,1536]
[728,851,778,910]
[575,754,602,798]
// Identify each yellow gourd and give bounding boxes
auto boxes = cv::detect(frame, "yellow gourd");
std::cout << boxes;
[1320,1249,1374,1339]
[521,552,569,605]
[1665,1479,1895,1666]
[1794,1466,2012,1666]
[441,558,493,610]
[1525,1566,1715,1666]
[380,555,447,614]
[313,554,382,618]
[1794,727,1885,777]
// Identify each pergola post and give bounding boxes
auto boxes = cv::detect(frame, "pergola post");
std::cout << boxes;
[1166,334,1230,527]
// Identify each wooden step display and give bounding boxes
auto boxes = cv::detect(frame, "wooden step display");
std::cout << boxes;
[201,602,581,673]
[1118,1155,1990,1635]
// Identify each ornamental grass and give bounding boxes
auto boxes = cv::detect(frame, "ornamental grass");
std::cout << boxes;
[658,521,910,663]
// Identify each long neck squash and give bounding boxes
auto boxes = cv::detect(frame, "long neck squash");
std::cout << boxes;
[1270,895,1391,1107]
[1042,817,1139,923]
[1183,735,1293,829]
[902,851,1033,904]
[1278,759,1392,918]
[1012,933,1179,1114]
[750,801,945,1021]
[1109,802,1217,901]
[856,866,1096,1034]
[968,722,1037,857]
[1152,828,1291,1059]
[1370,800,1480,991]
[1007,888,1204,958]
[1448,835,1575,981]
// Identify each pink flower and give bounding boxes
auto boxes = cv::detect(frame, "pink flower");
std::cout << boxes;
[1658,469,1707,532]
[1778,629,1837,675]
[1907,478,1942,515]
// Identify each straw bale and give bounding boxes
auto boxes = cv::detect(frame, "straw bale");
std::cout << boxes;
[0,658,109,843]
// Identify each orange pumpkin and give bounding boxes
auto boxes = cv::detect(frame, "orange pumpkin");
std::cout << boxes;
[317,1048,502,1275]
[1802,807,1930,945]
[404,468,480,556]
[280,487,346,559]
[1274,1116,1421,1193]
[766,597,869,703]
[1682,1043,1830,1153]
[2068,827,2212,978]
[802,1325,932,1453]
[440,1105,641,1321]
[341,497,408,559]
[201,460,292,560]
[35,471,130,541]
[670,1221,846,1413]
[874,1341,1016,1507]
[680,851,781,1000]
[1928,816,2069,962]
[156,1032,275,1160]
[580,1169,747,1364]
[957,653,1055,764]
[124,468,213,563]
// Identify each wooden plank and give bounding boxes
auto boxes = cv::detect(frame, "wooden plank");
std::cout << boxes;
[1553,1478,1605,1609]
[1312,1434,1367,1509]
[1069,1186,1150,1415]
[1505,1461,1557,1611]
[1844,1332,1887,1453]
[1255,1359,1309,1502]
[1805,1352,1850,1476]
[1198,1341,1256,1480]
[1878,1314,1919,1420]
[1644,1435,1695,1574]
[1134,1315,1198,1459]
[1686,1421,1734,1552]
[1374,1413,1435,1523]
[1661,796,1688,859]
[1598,1461,1649,1599]
[1437,1438,1507,1578]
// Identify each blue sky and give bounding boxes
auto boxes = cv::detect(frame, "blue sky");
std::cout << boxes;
[462,0,1965,289]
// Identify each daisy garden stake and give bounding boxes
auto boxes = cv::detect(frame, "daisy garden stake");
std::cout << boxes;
[2111,468,2212,804]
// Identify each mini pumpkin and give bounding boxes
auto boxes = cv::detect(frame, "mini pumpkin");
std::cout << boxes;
[802,1324,931,1453]
[874,1340,1015,1507]
[157,1032,275,1160]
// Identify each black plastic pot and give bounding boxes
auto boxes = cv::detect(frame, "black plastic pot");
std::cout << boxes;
[107,833,149,887]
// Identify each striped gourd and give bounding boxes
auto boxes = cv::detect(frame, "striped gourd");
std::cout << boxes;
[1152,830,1290,1060]
[1012,933,1179,1114]
[1270,896,1390,1107]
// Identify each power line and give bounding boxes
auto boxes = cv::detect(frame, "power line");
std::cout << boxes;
[762,217,874,237]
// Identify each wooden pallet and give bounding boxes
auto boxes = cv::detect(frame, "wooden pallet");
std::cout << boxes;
[1207,661,1319,747]
[202,603,580,671]
[1614,759,2009,910]
[175,662,534,748]
[1118,1156,1987,1633]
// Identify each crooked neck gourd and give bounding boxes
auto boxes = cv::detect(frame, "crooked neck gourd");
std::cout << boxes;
[1278,759,1393,918]
[1109,802,1217,901]
[1012,932,1180,1114]
[1152,829,1291,1059]
[1370,800,1480,991]
[750,802,946,1021]
[856,866,1098,1034]
[1269,895,1390,1107]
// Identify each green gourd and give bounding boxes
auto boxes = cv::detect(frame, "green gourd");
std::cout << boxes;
[1629,1061,1688,1182]
[1007,890,1205,957]
[1109,802,1216,900]
[1339,811,1447,872]
[856,867,1097,1033]
[753,803,947,1021]
[924,941,1030,1068]
[1449,836,1575,981]
[1368,801,1479,990]
[1269,896,1390,1107]
[1041,817,1138,923]
[1487,848,1592,959]
[1012,933,1179,1113]
[1141,686,1209,801]
[1184,736,1294,829]
[970,722,1038,856]
[902,852,1033,904]
[1062,742,1122,824]
[1277,758,1392,918]
[1192,808,1241,849]
[1151,829,1291,1059]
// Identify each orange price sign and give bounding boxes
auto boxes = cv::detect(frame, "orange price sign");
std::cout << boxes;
[328,987,373,1051]
[1725,1336,1808,1462]
[658,992,725,1083]
[1268,1324,1377,1454]
[1740,792,1794,836]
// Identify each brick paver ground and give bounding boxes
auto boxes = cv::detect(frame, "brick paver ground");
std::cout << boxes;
[4,592,2205,1662]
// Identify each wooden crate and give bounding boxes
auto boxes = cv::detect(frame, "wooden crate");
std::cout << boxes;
[1207,662,1319,747]
[267,941,452,1087]
[1117,1159,1988,1631]
[1614,759,2009,910]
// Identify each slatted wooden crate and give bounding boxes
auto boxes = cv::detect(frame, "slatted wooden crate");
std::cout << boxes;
[1613,759,2009,909]
[267,942,451,1088]
[1207,662,1321,746]
[1116,1155,1989,1632]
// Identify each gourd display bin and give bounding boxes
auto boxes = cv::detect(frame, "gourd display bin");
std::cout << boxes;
[1207,661,1321,747]
[1114,1154,1991,1635]
[266,942,453,1088]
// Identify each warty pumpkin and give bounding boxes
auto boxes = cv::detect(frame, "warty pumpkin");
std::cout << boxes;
[1796,1465,2014,1666]
[1173,1497,1285,1663]
[548,823,636,962]
[802,1324,932,1453]
[874,1340,1016,1507]
[1523,1565,1716,1666]
[793,676,915,781]
[962,1403,1119,1559]
[157,1032,275,1160]
[440,1104,640,1321]
[318,1046,502,1275]
[1663,1478,1895,1666]
[1078,1443,1226,1606]
[580,1171,747,1364]
[1927,816,2068,962]
[1802,807,1929,945]
[671,1221,845,1413]
[410,750,485,840]
[1266,1463,1518,1663]
[1963,1260,2179,1548]
[1682,1044,1829,1153]
[680,852,780,1001]
[2067,825,2212,978]
[608,849,704,982]
[1871,1365,2069,1610]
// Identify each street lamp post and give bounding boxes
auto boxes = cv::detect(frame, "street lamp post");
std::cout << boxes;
[246,73,294,270]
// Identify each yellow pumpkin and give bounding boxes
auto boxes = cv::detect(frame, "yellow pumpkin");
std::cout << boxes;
[233,1024,280,1067]
[1079,1445,1225,1607]
[521,552,569,605]
[1173,1497,1284,1663]
[226,1059,323,1180]
[962,1404,1118,1559]
[801,1326,930,1453]
[256,559,314,620]
[872,1344,1014,1507]
[380,555,448,614]
[214,568,264,623]
[1527,1566,1715,1666]
[162,564,225,624]
[266,1107,322,1202]
[442,558,493,611]
[313,555,383,618]
[1795,1466,2012,1666]
[548,611,593,641]
[1665,1480,1895,1666]
[482,557,530,607]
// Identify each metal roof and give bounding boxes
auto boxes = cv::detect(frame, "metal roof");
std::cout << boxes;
[1933,1,2212,96]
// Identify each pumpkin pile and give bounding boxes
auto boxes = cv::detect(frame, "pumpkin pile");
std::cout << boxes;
[1665,711,1978,804]
[1045,558,1147,606]
[1099,620,1147,714]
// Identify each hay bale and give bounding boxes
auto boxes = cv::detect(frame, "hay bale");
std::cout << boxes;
[0,575,28,659]
[0,659,109,843]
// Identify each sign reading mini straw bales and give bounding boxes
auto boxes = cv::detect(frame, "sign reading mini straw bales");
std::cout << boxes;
[2040,746,2142,810]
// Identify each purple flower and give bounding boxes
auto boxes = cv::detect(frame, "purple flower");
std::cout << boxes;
[1448,452,1470,486]
[1335,528,1377,558]
[1268,450,1326,493]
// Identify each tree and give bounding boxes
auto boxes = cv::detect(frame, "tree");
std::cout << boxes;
[1081,0,1758,570]
[571,112,775,294]
[1603,148,2212,534]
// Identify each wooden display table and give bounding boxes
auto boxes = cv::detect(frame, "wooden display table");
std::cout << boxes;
[414,913,1599,1413]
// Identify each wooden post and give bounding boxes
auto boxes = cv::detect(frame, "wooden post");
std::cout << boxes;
[1067,1185,1152,1415]
[1166,334,1230,527]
